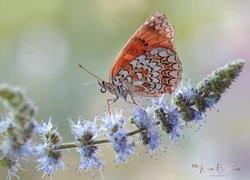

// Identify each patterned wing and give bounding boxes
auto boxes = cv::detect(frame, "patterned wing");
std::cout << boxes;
[113,47,182,97]
[109,12,176,81]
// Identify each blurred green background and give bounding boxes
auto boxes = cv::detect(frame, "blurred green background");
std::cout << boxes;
[0,0,249,179]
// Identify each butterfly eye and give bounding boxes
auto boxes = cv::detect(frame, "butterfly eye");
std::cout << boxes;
[98,80,107,93]
[100,86,106,93]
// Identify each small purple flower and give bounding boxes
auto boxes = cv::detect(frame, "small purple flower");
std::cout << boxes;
[192,108,203,125]
[132,107,161,153]
[132,107,155,129]
[100,112,135,163]
[0,139,33,178]
[0,139,33,160]
[35,144,65,177]
[110,130,135,162]
[70,118,104,170]
[164,106,179,124]
[204,96,220,108]
[35,119,65,176]
[169,118,184,141]
[0,115,12,133]
[34,118,53,135]
[183,107,203,125]
[100,112,125,132]
[174,84,200,111]
[78,146,104,170]
[0,115,33,178]
[6,158,21,180]
[70,119,100,141]
[176,85,198,102]
[159,107,184,142]
[141,130,161,152]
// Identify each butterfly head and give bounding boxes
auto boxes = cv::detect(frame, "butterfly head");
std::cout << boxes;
[97,80,107,93]
[97,79,119,97]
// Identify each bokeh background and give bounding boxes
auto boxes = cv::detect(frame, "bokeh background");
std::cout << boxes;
[0,0,249,179]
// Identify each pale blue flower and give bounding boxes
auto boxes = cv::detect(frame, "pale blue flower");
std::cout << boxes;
[70,118,100,141]
[35,119,65,176]
[0,139,33,160]
[169,118,184,141]
[110,130,135,162]
[35,118,53,135]
[6,159,21,180]
[100,113,135,163]
[132,107,161,152]
[70,118,104,170]
[0,115,33,178]
[0,115,12,133]
[35,144,65,176]
[204,96,220,108]
[176,85,198,104]
[192,108,203,124]
[132,107,156,129]
[78,146,104,170]
[159,107,184,141]
[0,139,33,178]
[141,130,161,152]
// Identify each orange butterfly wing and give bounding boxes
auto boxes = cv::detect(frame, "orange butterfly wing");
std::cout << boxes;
[109,12,176,81]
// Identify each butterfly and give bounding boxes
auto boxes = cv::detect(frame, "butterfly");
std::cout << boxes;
[80,12,182,112]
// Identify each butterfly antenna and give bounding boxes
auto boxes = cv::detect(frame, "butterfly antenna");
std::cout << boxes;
[78,64,102,80]
[82,81,96,87]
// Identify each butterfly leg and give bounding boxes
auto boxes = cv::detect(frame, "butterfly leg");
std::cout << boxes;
[127,91,137,106]
[121,84,137,106]
[122,90,137,107]
[107,96,119,114]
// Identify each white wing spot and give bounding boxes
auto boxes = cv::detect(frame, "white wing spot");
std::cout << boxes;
[152,72,160,77]
[136,72,143,79]
[121,70,129,77]
[167,55,175,63]
[126,76,132,82]
[150,48,160,55]
[155,24,162,30]
[142,59,150,65]
[155,83,162,90]
[171,63,182,71]
[159,50,168,57]
[130,59,138,68]
[168,70,179,78]
[133,81,143,86]
[148,62,157,68]
[152,77,159,83]
[137,55,146,63]
[153,66,161,71]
